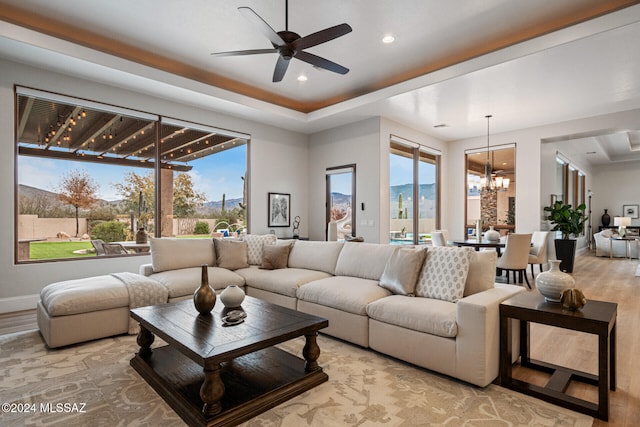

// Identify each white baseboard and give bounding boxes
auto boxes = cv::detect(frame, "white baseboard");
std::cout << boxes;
[0,294,39,314]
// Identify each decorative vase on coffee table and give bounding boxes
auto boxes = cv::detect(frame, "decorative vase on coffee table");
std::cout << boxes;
[194,264,216,314]
[535,260,575,302]
[220,284,245,308]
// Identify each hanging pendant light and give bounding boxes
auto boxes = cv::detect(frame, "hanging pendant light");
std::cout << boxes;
[481,115,495,191]
[479,114,510,192]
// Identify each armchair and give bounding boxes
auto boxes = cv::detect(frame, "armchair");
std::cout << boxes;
[593,230,639,258]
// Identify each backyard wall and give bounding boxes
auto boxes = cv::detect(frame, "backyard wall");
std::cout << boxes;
[18,215,89,240]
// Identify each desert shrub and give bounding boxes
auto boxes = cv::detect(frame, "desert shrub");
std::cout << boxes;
[194,221,210,235]
[90,221,128,242]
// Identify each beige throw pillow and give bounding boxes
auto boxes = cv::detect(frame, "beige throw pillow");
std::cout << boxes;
[415,246,473,302]
[260,243,293,270]
[379,247,428,295]
[463,250,497,296]
[213,239,249,270]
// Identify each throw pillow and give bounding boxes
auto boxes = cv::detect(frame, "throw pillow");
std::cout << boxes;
[415,246,473,302]
[242,234,278,265]
[213,239,249,270]
[379,247,428,295]
[463,250,497,297]
[260,243,293,270]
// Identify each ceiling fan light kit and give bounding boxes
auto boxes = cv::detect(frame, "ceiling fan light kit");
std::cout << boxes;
[211,1,352,82]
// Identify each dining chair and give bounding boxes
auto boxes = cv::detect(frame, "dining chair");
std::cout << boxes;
[528,231,550,278]
[496,233,532,288]
[430,231,447,246]
[435,229,450,243]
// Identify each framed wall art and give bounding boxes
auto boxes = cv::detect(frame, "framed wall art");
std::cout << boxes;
[622,204,639,219]
[268,192,290,227]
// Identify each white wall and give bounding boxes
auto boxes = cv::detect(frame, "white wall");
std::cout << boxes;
[307,117,447,243]
[0,58,308,312]
[592,161,640,227]
[308,118,381,242]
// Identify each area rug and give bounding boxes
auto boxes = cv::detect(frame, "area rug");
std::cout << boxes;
[0,330,593,427]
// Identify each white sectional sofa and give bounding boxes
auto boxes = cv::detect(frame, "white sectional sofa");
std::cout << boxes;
[37,235,524,387]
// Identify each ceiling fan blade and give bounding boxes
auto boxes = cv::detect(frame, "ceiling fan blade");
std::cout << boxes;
[238,7,285,46]
[293,23,352,51]
[211,48,277,57]
[295,51,349,75]
[273,56,290,82]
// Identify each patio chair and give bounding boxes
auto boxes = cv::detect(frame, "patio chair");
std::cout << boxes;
[102,243,130,255]
[91,239,106,256]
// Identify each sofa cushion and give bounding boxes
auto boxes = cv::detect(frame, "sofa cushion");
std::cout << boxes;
[335,242,396,280]
[149,266,244,299]
[150,238,216,273]
[415,246,473,302]
[242,234,277,265]
[235,266,331,298]
[379,247,427,295]
[260,242,293,270]
[296,276,391,315]
[288,241,344,275]
[214,239,249,270]
[366,295,458,338]
[40,275,129,316]
[464,250,498,297]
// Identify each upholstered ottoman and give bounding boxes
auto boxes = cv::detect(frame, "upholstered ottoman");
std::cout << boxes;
[37,273,167,348]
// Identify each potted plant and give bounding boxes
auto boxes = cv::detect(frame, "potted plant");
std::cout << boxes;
[543,200,588,273]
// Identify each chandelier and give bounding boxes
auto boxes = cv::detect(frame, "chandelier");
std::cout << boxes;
[479,115,510,192]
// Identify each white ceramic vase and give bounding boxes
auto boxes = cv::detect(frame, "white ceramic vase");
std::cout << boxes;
[536,260,575,302]
[219,285,245,308]
[485,226,500,242]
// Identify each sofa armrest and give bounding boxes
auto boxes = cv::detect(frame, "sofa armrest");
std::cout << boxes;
[454,284,525,386]
[139,263,154,277]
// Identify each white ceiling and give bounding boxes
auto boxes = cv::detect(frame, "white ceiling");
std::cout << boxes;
[1,0,640,165]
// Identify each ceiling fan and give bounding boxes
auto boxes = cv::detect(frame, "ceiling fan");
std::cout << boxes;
[211,1,352,82]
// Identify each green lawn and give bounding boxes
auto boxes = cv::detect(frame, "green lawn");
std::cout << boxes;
[29,241,95,260]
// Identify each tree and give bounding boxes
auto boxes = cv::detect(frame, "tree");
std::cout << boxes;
[173,173,206,218]
[56,170,99,237]
[113,171,154,227]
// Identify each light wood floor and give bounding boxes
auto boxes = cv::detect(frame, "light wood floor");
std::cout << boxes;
[1,251,638,425]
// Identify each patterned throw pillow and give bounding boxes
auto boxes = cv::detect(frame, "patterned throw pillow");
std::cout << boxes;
[415,247,474,302]
[242,234,277,265]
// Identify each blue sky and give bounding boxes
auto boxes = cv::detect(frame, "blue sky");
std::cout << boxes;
[389,153,435,186]
[18,144,247,202]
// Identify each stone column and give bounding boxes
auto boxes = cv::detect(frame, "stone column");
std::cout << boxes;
[161,168,174,237]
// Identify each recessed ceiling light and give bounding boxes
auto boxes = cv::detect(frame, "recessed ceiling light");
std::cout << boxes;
[433,124,448,128]
[382,35,395,44]
[297,75,308,82]
[585,151,597,155]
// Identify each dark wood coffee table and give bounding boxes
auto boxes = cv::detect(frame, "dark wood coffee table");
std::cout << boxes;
[130,296,328,427]
[499,292,616,420]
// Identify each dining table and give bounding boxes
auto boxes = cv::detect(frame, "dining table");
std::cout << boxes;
[450,238,505,254]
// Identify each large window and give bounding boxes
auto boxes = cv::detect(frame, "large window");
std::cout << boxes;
[15,87,248,263]
[389,137,440,245]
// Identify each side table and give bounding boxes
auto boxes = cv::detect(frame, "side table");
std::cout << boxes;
[499,292,617,421]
